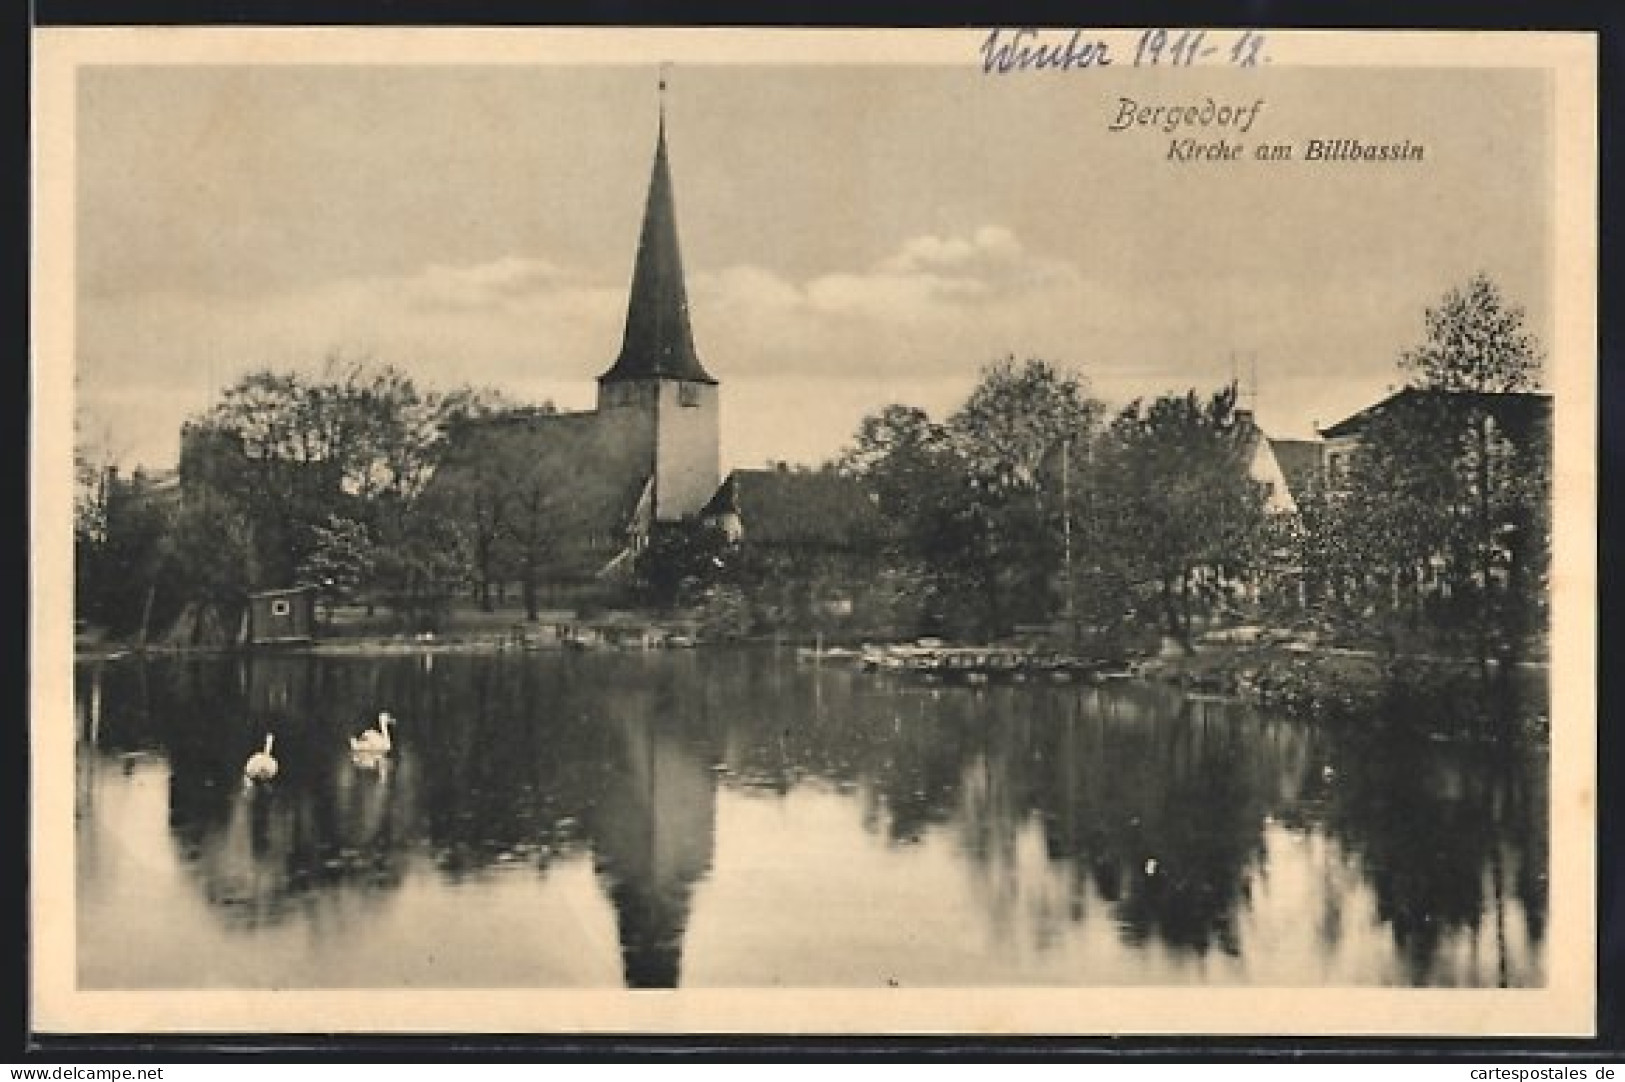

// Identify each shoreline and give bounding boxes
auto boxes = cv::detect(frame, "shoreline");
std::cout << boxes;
[70,634,1549,746]
[73,635,1550,670]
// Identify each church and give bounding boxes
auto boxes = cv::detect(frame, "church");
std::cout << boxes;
[433,93,881,608]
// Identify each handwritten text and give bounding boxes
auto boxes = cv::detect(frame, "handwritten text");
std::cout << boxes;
[979,28,1271,75]
[979,29,1113,73]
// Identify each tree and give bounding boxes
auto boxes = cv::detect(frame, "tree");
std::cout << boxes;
[499,443,572,623]
[833,359,1104,637]
[298,514,372,621]
[78,468,179,640]
[949,358,1105,632]
[1309,275,1549,726]
[634,520,729,611]
[74,409,177,636]
[345,367,460,622]
[74,438,113,627]
[1091,384,1270,652]
[163,486,255,645]
[430,396,542,612]
[948,356,1102,493]
[73,426,113,557]
[1400,275,1547,686]
[1313,394,1470,639]
[181,357,507,624]
[184,368,341,588]
[443,441,511,613]
[836,404,952,527]
[1400,272,1541,393]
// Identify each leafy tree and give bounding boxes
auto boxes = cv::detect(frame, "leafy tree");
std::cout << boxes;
[78,469,179,640]
[634,520,729,610]
[68,398,160,633]
[1400,272,1541,393]
[184,368,341,587]
[179,356,507,625]
[163,486,255,645]
[499,439,574,623]
[430,398,546,612]
[298,514,373,621]
[1402,275,1547,684]
[1309,275,1549,723]
[836,404,953,528]
[835,358,1103,636]
[73,416,114,556]
[948,356,1102,494]
[948,358,1104,632]
[1090,384,1270,652]
[74,433,114,628]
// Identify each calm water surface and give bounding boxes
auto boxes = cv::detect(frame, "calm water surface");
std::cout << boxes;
[74,649,1547,988]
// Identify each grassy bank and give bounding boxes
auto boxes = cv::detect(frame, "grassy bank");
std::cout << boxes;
[1147,640,1549,743]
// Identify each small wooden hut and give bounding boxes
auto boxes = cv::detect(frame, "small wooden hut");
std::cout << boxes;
[246,586,317,647]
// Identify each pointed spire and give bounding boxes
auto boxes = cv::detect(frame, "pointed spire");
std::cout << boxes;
[658,63,668,140]
[599,71,715,386]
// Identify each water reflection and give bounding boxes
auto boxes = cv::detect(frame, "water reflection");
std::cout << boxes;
[1311,728,1548,987]
[75,650,1547,988]
[591,708,716,987]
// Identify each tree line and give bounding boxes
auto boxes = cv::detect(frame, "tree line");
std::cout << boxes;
[75,357,518,642]
[76,275,1549,686]
[824,272,1548,679]
[825,360,1273,647]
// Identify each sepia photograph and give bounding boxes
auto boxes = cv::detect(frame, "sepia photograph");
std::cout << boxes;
[31,28,1596,1036]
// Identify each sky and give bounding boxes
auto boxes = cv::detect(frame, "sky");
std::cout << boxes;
[72,60,1553,471]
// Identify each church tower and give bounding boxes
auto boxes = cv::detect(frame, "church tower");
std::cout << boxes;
[596,82,720,523]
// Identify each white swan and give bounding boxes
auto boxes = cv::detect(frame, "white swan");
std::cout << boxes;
[243,734,278,784]
[351,711,394,755]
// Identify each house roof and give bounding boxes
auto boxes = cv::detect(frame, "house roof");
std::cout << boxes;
[597,116,715,387]
[1319,387,1552,441]
[1268,438,1325,503]
[704,468,887,547]
[249,585,317,599]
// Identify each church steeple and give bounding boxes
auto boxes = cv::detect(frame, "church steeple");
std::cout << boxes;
[599,76,715,386]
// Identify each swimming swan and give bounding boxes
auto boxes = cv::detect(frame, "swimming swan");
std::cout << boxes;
[243,734,279,784]
[351,712,394,755]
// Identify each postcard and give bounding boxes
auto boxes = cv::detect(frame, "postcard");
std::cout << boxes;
[32,27,1597,1036]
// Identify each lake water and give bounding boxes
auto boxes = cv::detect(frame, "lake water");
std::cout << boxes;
[74,649,1547,989]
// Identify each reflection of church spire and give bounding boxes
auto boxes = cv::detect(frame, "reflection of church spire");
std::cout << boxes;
[590,698,717,988]
[606,874,691,988]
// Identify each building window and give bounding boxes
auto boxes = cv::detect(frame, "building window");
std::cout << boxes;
[678,382,701,407]
[270,599,291,617]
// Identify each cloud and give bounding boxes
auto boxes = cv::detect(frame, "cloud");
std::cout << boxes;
[74,254,629,467]
[872,225,1076,299]
[80,254,622,383]
[71,228,1273,469]
[693,226,1146,382]
[709,225,1082,325]
[397,257,572,313]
